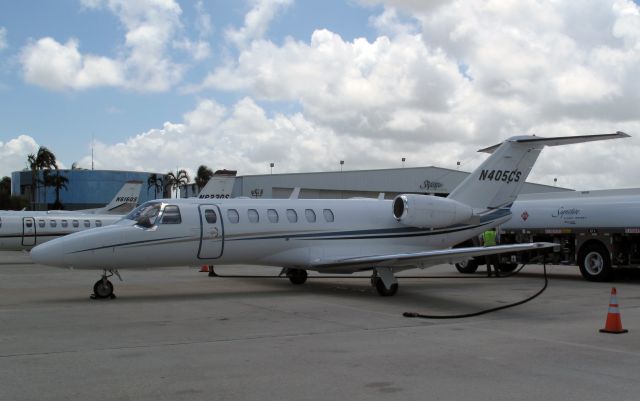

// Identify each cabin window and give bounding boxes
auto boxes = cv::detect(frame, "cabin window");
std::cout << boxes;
[95,220,103,227]
[248,209,259,223]
[0,217,2,228]
[84,220,91,228]
[38,219,45,228]
[49,220,57,228]
[25,220,32,228]
[305,209,316,223]
[267,209,279,223]
[72,220,79,228]
[227,209,240,224]
[161,205,181,224]
[286,209,298,223]
[61,220,68,228]
[323,209,335,223]
[204,209,217,224]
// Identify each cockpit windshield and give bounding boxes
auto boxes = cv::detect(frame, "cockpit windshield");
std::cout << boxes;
[124,202,162,228]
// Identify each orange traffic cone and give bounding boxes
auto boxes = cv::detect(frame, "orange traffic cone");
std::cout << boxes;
[600,287,628,334]
[200,265,209,272]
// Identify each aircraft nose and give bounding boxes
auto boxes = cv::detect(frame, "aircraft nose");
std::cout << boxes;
[31,240,68,267]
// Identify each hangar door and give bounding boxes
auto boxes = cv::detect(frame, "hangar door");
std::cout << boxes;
[198,205,223,259]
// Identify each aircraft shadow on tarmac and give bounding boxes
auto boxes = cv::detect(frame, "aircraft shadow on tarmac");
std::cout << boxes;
[47,275,549,316]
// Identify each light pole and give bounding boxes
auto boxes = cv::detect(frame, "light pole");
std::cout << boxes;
[270,162,274,175]
[402,157,406,168]
[340,160,344,172]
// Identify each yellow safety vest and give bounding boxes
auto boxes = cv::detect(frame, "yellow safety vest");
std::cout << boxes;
[483,230,497,246]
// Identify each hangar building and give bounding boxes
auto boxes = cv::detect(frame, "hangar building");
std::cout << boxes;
[11,165,570,211]
[11,169,167,210]
[182,166,570,199]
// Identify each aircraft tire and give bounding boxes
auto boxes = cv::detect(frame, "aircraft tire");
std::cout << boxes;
[455,259,479,274]
[93,279,114,299]
[496,262,518,273]
[578,243,613,282]
[374,278,398,296]
[287,269,308,285]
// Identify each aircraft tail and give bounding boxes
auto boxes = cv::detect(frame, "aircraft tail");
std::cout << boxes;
[96,181,143,214]
[447,132,629,210]
[197,172,237,199]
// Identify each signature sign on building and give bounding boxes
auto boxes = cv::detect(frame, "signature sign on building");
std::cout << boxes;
[419,180,444,191]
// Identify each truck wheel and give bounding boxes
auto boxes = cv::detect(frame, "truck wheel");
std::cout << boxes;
[455,259,479,274]
[578,243,613,282]
[496,263,518,273]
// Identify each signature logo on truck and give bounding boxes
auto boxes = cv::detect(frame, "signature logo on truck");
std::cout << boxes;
[551,206,584,225]
[552,207,581,218]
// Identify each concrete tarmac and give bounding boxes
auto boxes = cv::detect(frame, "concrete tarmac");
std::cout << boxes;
[1,250,639,401]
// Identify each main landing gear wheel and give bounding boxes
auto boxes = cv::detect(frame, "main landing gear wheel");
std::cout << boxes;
[578,243,613,282]
[371,277,398,296]
[496,262,518,273]
[287,269,308,285]
[92,279,115,299]
[455,259,479,274]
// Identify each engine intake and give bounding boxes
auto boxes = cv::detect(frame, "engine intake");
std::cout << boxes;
[393,194,474,228]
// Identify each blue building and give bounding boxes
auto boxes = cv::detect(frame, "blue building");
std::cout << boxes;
[11,169,168,211]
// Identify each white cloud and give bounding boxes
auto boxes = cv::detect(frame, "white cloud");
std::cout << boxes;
[0,135,40,177]
[203,30,467,144]
[0,27,7,50]
[20,0,209,92]
[13,0,640,190]
[190,0,640,189]
[21,37,125,90]
[369,7,418,37]
[195,0,213,37]
[225,0,293,49]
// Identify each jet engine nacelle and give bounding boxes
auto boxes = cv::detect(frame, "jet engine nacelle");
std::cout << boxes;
[392,194,474,228]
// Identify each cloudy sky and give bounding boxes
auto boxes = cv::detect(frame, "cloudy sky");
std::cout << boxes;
[1,0,639,190]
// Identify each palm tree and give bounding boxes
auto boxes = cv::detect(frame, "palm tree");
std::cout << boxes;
[27,147,57,210]
[147,174,164,199]
[0,176,11,197]
[27,153,37,209]
[165,169,190,198]
[195,165,214,193]
[48,169,69,210]
[37,147,57,209]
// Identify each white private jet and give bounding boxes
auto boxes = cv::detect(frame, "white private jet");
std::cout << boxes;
[0,181,143,251]
[30,132,629,298]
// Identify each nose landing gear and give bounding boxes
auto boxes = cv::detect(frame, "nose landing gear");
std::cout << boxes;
[90,269,121,299]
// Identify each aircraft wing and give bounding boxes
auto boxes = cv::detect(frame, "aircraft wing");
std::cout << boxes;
[309,242,556,273]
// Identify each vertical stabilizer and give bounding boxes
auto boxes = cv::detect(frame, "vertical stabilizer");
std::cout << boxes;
[98,181,143,214]
[447,132,629,210]
[197,174,237,199]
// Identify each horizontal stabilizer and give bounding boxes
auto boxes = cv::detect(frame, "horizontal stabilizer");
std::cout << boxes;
[479,132,629,154]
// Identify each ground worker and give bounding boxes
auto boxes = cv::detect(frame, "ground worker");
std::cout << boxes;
[482,228,498,277]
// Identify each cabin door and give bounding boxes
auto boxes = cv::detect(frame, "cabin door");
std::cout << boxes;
[198,205,223,259]
[22,217,36,246]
